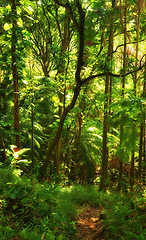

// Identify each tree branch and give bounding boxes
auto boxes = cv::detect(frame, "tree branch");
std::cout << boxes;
[113,39,145,54]
[82,63,146,84]
[55,6,62,40]
[53,0,80,31]
[75,0,85,83]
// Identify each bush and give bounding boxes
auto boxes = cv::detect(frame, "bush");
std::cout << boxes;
[102,193,146,240]
[0,168,145,240]
[0,168,77,239]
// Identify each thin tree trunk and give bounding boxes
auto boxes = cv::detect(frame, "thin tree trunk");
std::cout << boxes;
[130,2,140,190]
[118,125,124,191]
[0,135,8,163]
[130,151,135,190]
[138,17,145,181]
[31,94,34,168]
[99,97,109,190]
[11,0,21,148]
[40,83,82,179]
[142,56,146,184]
[99,0,115,191]
[28,57,34,169]
[118,0,127,191]
[138,123,143,179]
[71,112,83,181]
[143,116,145,184]
[55,11,71,177]
[39,0,85,180]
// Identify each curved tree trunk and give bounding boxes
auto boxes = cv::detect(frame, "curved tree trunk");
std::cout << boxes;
[55,10,71,178]
[40,83,82,179]
[39,0,85,180]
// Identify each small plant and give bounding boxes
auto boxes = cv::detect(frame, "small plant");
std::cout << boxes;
[102,192,146,240]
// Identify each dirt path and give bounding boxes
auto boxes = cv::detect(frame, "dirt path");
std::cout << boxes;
[76,204,105,240]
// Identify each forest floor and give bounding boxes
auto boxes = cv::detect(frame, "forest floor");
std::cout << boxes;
[76,204,105,240]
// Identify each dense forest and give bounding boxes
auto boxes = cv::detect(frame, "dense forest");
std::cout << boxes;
[0,0,145,239]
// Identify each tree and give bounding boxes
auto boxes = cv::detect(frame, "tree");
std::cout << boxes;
[38,0,146,181]
[39,0,85,180]
[99,0,115,191]
[54,7,71,177]
[129,0,141,190]
[1,0,145,186]
[11,0,21,148]
[118,0,127,191]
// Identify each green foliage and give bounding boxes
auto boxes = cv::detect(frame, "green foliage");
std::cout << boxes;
[109,97,145,163]
[0,169,78,239]
[0,3,145,238]
[111,97,145,126]
[102,191,146,240]
[0,168,145,240]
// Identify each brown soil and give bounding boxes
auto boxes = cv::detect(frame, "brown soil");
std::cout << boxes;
[76,204,105,240]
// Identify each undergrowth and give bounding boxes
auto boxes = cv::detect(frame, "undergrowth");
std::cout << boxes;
[0,167,145,240]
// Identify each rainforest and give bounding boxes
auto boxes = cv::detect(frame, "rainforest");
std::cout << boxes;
[0,0,145,239]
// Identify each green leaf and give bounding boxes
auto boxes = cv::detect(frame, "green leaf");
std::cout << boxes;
[16,148,30,156]
[17,159,29,164]
[91,1,105,9]
[34,138,40,148]
[4,23,12,30]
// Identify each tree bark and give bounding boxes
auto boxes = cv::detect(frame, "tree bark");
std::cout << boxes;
[118,0,127,191]
[11,0,21,149]
[39,0,85,180]
[99,0,115,191]
[130,152,135,190]
[138,123,143,179]
[130,2,140,190]
[0,135,8,163]
[31,94,34,168]
[55,10,71,177]
[141,56,146,183]
[143,111,145,184]
[40,83,82,179]
[71,111,83,181]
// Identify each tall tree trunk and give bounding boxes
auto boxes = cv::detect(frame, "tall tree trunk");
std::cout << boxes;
[0,73,9,162]
[143,110,145,184]
[70,112,82,181]
[28,58,34,169]
[138,123,143,179]
[141,56,146,184]
[130,151,135,190]
[55,10,71,177]
[39,0,85,180]
[99,0,115,191]
[138,75,145,181]
[40,83,82,179]
[0,135,8,163]
[130,2,140,190]
[99,93,109,190]
[31,92,34,168]
[118,0,127,191]
[11,0,21,148]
